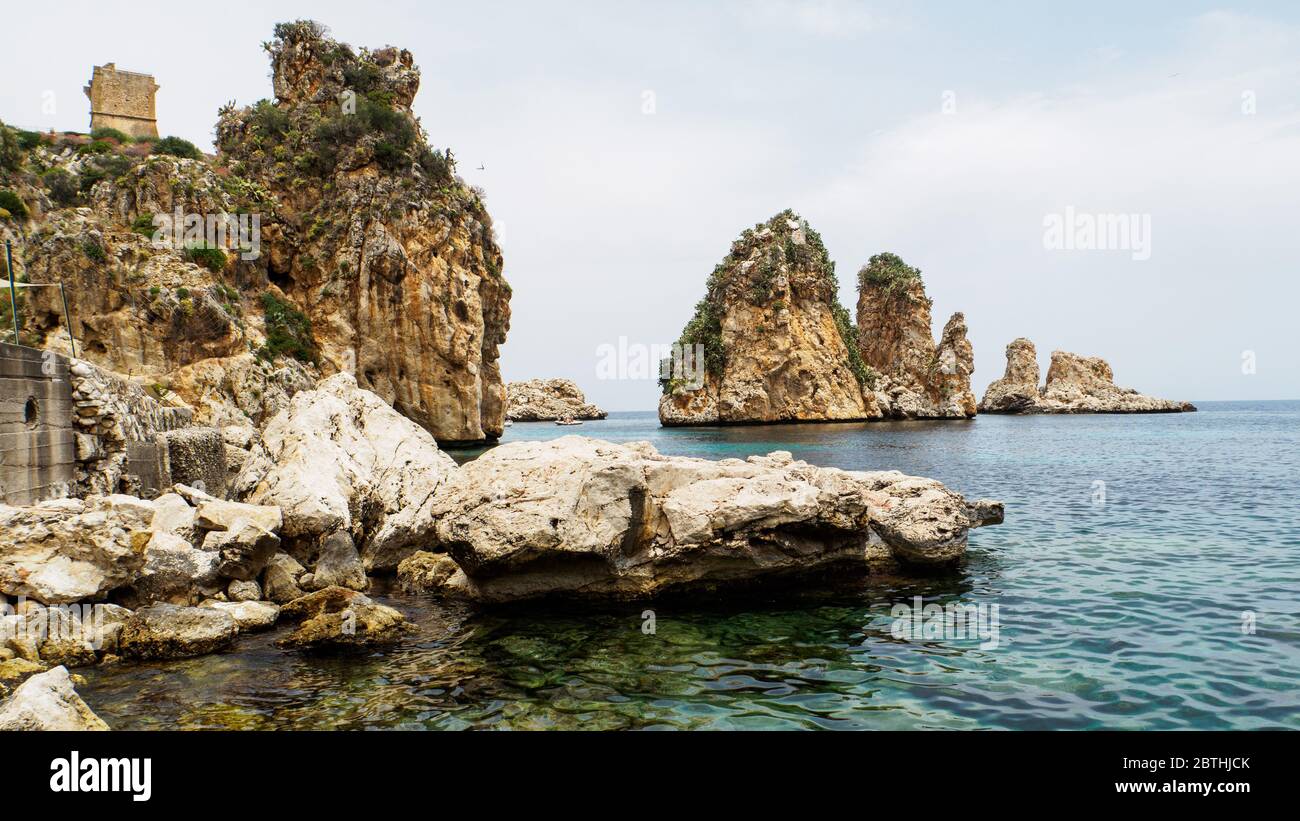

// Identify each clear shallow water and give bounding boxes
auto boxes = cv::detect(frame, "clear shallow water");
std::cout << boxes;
[80,403,1300,730]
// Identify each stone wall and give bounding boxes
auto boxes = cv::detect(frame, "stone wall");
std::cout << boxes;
[0,342,76,505]
[84,63,159,139]
[67,357,191,496]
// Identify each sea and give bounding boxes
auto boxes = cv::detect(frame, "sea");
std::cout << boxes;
[79,403,1300,729]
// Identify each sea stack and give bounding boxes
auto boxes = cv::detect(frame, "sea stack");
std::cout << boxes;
[855,253,977,418]
[659,210,878,425]
[979,338,1196,414]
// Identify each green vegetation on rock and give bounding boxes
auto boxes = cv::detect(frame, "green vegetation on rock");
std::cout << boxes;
[858,252,926,302]
[184,243,228,273]
[152,136,203,160]
[0,190,27,222]
[258,291,319,364]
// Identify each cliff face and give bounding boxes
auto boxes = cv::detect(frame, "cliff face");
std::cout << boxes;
[506,379,606,422]
[855,253,976,419]
[979,339,1196,414]
[216,21,510,442]
[659,210,877,425]
[0,21,509,444]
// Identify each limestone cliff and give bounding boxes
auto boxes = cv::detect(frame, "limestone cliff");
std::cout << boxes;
[0,20,510,443]
[215,21,510,442]
[855,253,976,419]
[979,339,1196,414]
[506,379,607,421]
[659,210,877,425]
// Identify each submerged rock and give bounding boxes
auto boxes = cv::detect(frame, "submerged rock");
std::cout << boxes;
[276,587,412,650]
[430,436,1001,602]
[856,253,977,419]
[979,339,1195,414]
[506,378,607,421]
[396,551,463,595]
[233,373,457,572]
[660,210,878,425]
[118,603,238,660]
[0,666,109,731]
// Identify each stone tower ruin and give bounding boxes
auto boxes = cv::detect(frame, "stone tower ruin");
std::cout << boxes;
[84,63,159,139]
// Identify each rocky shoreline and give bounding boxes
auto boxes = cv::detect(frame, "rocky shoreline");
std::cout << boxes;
[1,368,1003,728]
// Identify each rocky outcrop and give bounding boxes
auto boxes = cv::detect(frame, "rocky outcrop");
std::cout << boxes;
[979,339,1196,414]
[427,436,1002,602]
[233,373,457,573]
[0,666,109,731]
[977,338,1041,413]
[0,496,153,603]
[660,211,878,426]
[856,253,976,419]
[215,21,510,443]
[506,379,607,422]
[3,21,509,445]
[275,586,412,650]
[118,603,238,660]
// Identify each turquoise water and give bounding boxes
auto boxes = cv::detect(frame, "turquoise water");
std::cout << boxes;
[79,404,1300,729]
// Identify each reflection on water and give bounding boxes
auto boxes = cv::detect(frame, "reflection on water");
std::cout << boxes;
[80,404,1300,730]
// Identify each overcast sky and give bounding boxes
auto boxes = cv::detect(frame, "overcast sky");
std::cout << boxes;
[4,1,1298,408]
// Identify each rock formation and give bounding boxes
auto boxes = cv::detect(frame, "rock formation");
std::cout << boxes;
[979,338,1196,414]
[660,210,877,425]
[977,338,1041,413]
[506,378,607,421]
[0,666,109,730]
[424,436,1002,602]
[232,373,458,573]
[215,21,510,442]
[0,19,510,444]
[856,253,976,419]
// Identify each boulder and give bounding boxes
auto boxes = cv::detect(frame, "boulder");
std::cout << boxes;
[226,579,261,602]
[0,496,152,604]
[150,492,203,546]
[276,587,412,650]
[396,551,464,595]
[304,532,368,591]
[118,603,238,660]
[204,519,281,581]
[261,552,307,604]
[0,666,109,731]
[175,483,282,533]
[430,436,1002,602]
[233,373,457,571]
[506,379,607,421]
[129,532,223,605]
[201,600,279,631]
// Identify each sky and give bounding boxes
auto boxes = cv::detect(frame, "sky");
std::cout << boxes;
[3,1,1298,409]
